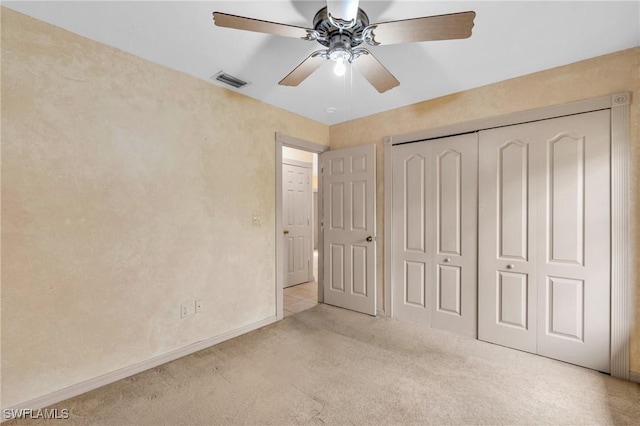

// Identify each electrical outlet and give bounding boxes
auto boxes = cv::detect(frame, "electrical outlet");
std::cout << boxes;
[180,301,191,318]
[195,299,203,314]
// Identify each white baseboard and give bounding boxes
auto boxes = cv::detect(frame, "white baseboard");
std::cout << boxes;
[630,371,640,384]
[1,316,278,422]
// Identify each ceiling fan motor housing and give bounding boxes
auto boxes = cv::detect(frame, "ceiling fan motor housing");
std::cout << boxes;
[313,6,369,59]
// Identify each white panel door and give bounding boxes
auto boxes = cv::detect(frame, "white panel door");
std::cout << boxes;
[479,110,610,372]
[283,161,312,287]
[392,133,478,337]
[534,111,610,372]
[478,129,538,353]
[321,144,376,315]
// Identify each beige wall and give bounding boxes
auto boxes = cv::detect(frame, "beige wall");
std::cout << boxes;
[329,47,640,371]
[1,8,328,407]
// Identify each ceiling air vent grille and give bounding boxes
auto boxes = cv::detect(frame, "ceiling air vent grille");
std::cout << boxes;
[212,71,249,89]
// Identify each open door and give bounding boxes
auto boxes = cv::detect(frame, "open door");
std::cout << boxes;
[320,144,376,315]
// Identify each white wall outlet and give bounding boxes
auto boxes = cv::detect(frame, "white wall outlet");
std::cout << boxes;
[252,215,262,227]
[180,301,191,318]
[195,299,203,314]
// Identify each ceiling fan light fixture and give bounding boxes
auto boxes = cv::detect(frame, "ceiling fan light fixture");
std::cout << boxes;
[329,49,350,76]
[334,57,346,76]
[212,3,475,93]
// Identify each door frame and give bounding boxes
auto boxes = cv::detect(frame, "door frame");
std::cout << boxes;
[384,92,631,380]
[276,133,329,320]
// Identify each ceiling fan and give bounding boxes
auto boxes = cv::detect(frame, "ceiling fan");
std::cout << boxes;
[212,1,475,93]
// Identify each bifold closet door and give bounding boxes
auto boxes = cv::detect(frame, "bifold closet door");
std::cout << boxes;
[478,110,611,372]
[392,133,477,337]
[478,127,538,353]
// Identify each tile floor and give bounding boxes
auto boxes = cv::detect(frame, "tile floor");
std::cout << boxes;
[283,281,318,318]
[284,250,318,317]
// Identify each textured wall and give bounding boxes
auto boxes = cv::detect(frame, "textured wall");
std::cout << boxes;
[330,47,640,372]
[1,8,328,407]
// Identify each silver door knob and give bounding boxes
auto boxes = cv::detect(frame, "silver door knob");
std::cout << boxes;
[443,257,451,263]
[366,236,373,242]
[506,264,514,270]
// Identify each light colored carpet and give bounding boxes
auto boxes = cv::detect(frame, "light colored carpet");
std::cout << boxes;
[9,304,640,425]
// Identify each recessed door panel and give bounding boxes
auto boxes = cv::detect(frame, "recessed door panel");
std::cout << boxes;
[437,265,461,315]
[548,133,585,265]
[330,244,345,292]
[330,183,344,230]
[499,141,529,260]
[405,261,425,307]
[498,272,528,329]
[437,150,462,256]
[352,155,367,173]
[405,155,425,253]
[352,246,367,296]
[351,181,367,231]
[546,277,584,341]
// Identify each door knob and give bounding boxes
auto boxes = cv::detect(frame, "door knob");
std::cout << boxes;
[443,257,451,263]
[506,264,514,270]
[283,230,289,235]
[366,236,373,242]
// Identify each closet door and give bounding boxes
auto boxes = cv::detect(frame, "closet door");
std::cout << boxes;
[478,110,611,372]
[478,127,538,353]
[392,133,478,337]
[392,142,431,326]
[534,111,610,373]
[429,135,478,337]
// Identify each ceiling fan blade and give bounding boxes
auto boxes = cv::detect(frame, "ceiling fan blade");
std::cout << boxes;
[213,12,316,40]
[279,52,327,87]
[365,11,476,45]
[353,50,399,93]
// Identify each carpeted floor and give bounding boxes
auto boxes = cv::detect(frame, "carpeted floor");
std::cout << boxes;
[8,304,640,425]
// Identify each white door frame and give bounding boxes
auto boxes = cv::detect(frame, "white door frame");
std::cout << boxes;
[276,132,329,320]
[384,92,632,380]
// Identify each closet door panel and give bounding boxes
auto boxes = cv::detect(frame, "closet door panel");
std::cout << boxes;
[429,134,478,337]
[479,129,537,354]
[479,110,611,372]
[535,110,610,373]
[392,143,432,325]
[392,133,478,337]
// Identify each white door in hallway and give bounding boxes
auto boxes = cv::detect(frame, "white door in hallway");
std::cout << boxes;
[283,160,312,287]
[321,144,376,315]
[478,110,611,372]
[391,133,478,337]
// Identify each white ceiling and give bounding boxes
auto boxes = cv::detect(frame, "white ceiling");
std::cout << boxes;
[5,1,639,125]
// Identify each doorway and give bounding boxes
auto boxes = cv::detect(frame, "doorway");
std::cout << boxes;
[282,147,319,317]
[275,133,329,320]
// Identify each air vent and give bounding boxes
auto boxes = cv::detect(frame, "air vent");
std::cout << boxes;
[212,71,249,89]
